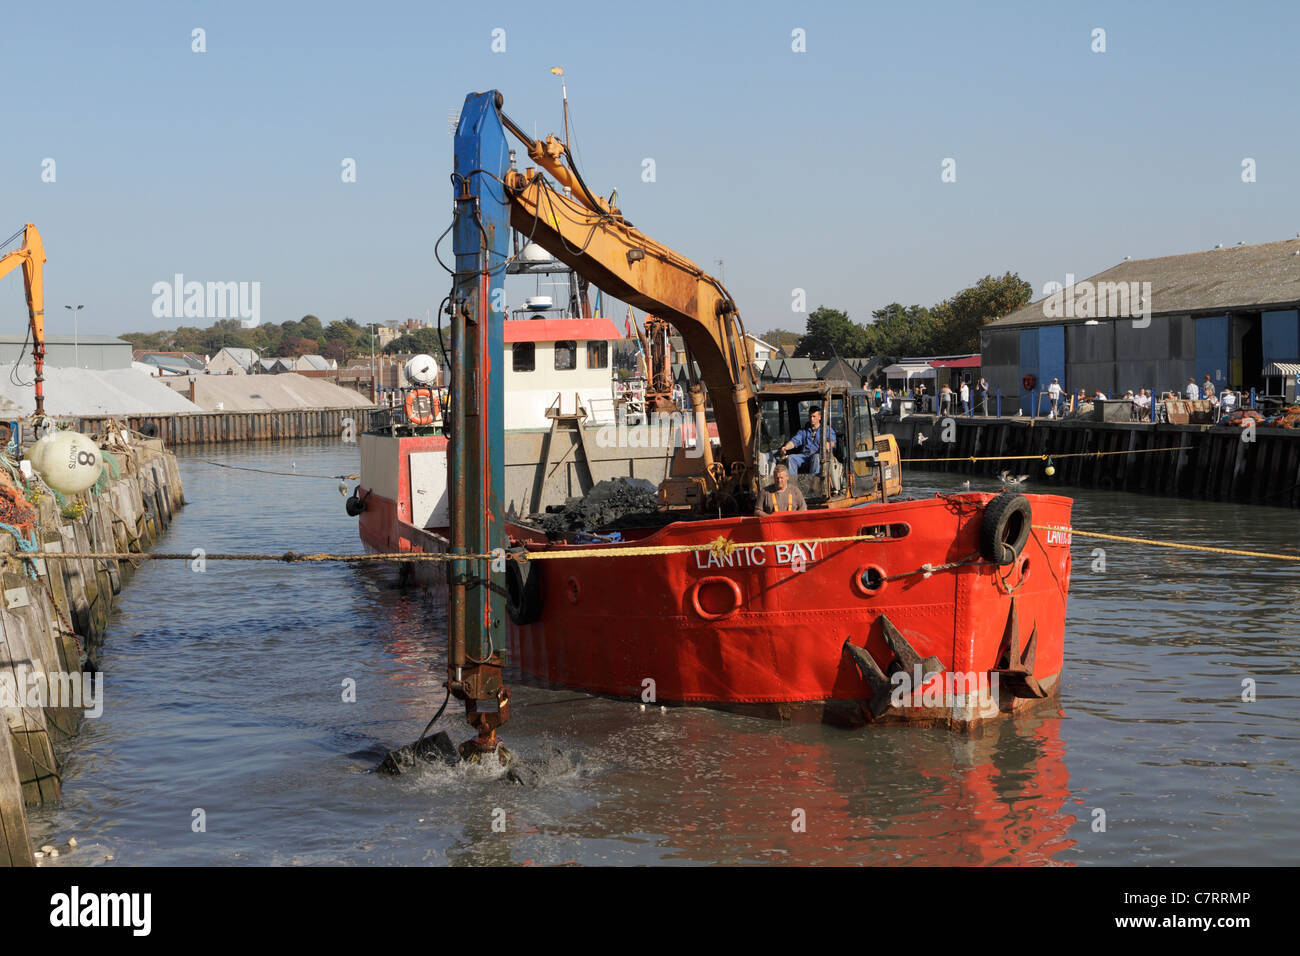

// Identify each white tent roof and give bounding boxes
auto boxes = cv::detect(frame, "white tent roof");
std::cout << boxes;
[882,362,936,379]
[0,366,201,416]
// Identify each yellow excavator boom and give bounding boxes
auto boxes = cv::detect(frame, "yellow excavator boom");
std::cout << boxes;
[0,223,47,414]
[497,112,757,503]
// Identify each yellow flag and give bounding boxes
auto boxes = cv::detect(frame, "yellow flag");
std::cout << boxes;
[550,66,564,75]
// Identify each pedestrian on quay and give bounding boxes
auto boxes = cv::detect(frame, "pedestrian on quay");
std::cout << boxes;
[1048,378,1063,418]
[1202,375,1215,400]
[960,379,971,415]
[978,378,989,416]
[1134,388,1151,421]
[1186,378,1200,400]
[1219,387,1237,421]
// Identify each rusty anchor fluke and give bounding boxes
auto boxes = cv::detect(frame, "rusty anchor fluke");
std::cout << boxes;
[843,614,945,719]
[993,597,1047,699]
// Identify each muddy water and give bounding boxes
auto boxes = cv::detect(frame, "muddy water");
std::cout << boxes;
[28,440,1298,865]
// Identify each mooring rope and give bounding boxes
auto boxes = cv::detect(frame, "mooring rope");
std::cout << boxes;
[902,445,1193,464]
[12,524,1300,565]
[1031,525,1300,562]
[196,459,359,481]
[8,532,887,565]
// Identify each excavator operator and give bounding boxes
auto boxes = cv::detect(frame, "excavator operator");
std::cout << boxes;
[779,406,836,475]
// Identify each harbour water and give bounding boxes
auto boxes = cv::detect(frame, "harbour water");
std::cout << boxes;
[27,439,1298,865]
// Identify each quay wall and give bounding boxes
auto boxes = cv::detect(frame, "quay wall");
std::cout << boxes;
[66,406,378,446]
[881,415,1300,507]
[0,437,184,865]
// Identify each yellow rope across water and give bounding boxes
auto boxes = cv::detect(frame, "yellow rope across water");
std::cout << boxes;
[14,524,1300,565]
[11,532,886,565]
[901,445,1192,465]
[1031,525,1300,563]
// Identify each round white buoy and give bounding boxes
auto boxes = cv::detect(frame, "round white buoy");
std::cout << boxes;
[29,431,103,495]
[403,354,439,387]
[23,434,53,472]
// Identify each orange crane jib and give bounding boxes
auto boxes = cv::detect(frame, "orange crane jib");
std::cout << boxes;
[0,224,48,415]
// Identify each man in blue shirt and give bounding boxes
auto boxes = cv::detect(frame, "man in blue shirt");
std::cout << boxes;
[780,406,837,475]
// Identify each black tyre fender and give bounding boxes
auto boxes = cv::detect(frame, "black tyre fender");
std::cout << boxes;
[980,492,1032,566]
[345,492,366,517]
[505,550,542,625]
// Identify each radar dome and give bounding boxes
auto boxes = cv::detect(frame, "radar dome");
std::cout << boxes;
[403,354,440,387]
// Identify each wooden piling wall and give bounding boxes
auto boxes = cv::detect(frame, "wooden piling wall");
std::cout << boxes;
[0,437,184,865]
[882,415,1300,507]
[67,406,377,447]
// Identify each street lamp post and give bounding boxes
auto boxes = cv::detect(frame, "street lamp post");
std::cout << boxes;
[64,304,84,367]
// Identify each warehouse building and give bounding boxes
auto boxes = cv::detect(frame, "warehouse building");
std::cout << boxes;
[0,333,134,370]
[981,238,1300,414]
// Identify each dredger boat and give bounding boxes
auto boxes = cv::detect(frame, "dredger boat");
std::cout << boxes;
[351,90,1073,747]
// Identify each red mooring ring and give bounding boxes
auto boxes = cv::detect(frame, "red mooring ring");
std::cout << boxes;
[852,565,889,598]
[690,576,742,620]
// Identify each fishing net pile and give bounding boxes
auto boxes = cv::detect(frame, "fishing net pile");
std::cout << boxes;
[1222,409,1266,428]
[532,478,665,539]
[1263,405,1300,429]
[0,469,38,537]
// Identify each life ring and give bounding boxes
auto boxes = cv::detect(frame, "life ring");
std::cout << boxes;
[1022,374,1037,391]
[980,492,1032,566]
[505,549,543,624]
[404,388,439,425]
[689,576,742,620]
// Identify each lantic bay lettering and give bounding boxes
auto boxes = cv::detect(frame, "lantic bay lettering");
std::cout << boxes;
[693,541,820,570]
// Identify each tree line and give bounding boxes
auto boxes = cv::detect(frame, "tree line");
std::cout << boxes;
[771,272,1032,360]
[123,316,441,363]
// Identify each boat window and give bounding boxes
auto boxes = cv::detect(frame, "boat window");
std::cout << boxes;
[851,395,875,478]
[831,397,847,459]
[554,340,577,371]
[586,340,608,369]
[512,342,535,372]
[759,400,785,452]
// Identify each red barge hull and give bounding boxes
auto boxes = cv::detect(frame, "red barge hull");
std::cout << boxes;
[356,434,1072,729]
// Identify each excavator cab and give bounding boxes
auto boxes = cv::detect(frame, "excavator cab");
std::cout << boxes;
[753,382,901,508]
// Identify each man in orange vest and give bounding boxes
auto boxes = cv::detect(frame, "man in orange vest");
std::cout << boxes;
[754,463,808,516]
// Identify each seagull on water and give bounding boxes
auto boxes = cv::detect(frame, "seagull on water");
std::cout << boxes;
[998,470,1029,485]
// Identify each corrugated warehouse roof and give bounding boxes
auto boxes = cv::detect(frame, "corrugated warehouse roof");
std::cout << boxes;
[0,334,130,345]
[0,366,201,415]
[190,373,373,411]
[991,237,1300,328]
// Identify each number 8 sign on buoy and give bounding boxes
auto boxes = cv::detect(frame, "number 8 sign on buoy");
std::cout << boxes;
[28,431,102,495]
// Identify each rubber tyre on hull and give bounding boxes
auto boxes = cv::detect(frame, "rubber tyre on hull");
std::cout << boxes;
[980,492,1031,566]
[505,552,542,625]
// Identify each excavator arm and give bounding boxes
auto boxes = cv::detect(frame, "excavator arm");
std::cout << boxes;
[495,108,759,504]
[0,224,47,415]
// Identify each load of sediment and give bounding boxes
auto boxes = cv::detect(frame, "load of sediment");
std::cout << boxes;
[529,477,670,539]
[0,429,183,867]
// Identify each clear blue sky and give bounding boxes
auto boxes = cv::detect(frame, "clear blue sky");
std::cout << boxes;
[4,0,1298,340]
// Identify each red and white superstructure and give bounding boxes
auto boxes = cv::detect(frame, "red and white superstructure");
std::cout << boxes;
[356,315,630,555]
